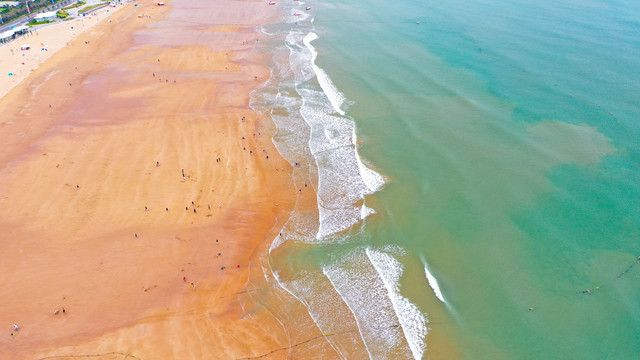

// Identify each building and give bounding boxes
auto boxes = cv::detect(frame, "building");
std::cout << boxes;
[0,29,15,43]
[34,11,58,22]
[0,25,30,43]
[13,25,30,35]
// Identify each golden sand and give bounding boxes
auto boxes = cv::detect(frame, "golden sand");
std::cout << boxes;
[0,0,305,358]
[0,3,127,100]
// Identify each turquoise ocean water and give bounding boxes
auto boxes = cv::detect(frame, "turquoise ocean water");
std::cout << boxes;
[249,0,640,358]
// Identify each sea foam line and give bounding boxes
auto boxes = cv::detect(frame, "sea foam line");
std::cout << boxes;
[323,248,408,359]
[424,264,446,303]
[366,248,428,360]
[296,34,385,239]
[269,268,348,359]
[322,266,375,360]
[352,126,385,193]
[303,32,347,115]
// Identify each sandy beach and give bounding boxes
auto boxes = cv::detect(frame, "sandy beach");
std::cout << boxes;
[0,2,128,100]
[0,0,303,358]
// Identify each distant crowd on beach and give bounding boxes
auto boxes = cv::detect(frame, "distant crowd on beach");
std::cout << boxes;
[5,29,309,343]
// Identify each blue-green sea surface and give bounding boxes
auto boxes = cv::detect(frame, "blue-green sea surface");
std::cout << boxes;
[250,0,640,358]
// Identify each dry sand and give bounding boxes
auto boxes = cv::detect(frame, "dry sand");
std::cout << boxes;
[0,0,310,358]
[0,2,127,99]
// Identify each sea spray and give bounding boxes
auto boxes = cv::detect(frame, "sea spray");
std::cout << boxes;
[303,32,347,115]
[294,59,385,237]
[270,264,371,359]
[270,269,351,358]
[272,24,385,239]
[248,1,428,358]
[367,248,429,360]
[249,0,640,358]
[424,263,446,303]
[353,128,386,193]
[323,248,413,359]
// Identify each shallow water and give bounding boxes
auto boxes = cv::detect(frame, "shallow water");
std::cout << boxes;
[251,0,640,358]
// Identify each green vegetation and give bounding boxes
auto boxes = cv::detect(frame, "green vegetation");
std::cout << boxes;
[62,1,86,10]
[56,9,69,18]
[27,19,53,25]
[78,3,106,14]
[1,0,67,24]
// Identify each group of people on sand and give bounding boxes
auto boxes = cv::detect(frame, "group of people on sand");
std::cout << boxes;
[152,71,176,83]
[53,308,66,315]
[125,108,278,318]
[11,307,69,336]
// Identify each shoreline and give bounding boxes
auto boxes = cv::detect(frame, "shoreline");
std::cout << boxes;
[0,0,299,358]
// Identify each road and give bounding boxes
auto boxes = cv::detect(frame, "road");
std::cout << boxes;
[0,0,79,34]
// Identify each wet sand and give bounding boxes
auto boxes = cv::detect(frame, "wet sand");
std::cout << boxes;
[0,0,303,358]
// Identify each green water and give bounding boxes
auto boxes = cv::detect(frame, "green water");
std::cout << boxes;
[308,0,640,358]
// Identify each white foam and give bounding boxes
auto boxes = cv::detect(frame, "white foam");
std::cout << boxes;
[323,248,412,358]
[424,264,446,303]
[366,248,429,360]
[272,266,367,359]
[269,234,285,252]
[252,15,427,360]
[303,32,347,115]
[270,270,343,357]
[323,266,375,359]
[353,127,385,192]
[269,28,388,240]
[297,33,385,239]
[293,89,385,238]
[361,203,376,220]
